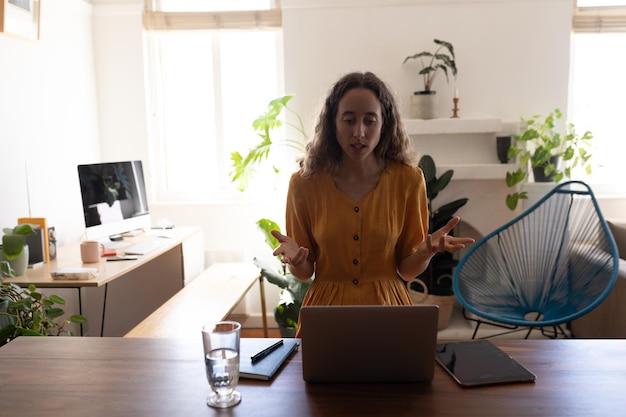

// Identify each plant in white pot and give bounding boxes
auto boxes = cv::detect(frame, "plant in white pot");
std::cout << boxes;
[403,39,457,119]
[505,109,594,210]
[0,224,37,277]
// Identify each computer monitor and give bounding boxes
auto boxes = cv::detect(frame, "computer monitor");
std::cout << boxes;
[77,160,151,241]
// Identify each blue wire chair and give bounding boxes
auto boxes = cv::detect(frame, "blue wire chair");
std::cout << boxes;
[453,181,619,339]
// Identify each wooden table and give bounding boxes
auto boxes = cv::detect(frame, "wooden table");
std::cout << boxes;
[1,337,625,417]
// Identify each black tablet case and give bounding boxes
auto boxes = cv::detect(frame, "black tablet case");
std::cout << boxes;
[435,340,536,387]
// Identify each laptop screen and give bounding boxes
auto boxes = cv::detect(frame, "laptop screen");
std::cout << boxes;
[300,305,439,383]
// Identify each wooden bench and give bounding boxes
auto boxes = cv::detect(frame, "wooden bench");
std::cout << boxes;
[124,262,268,338]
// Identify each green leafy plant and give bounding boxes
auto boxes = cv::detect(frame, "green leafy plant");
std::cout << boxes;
[403,39,457,93]
[2,224,36,261]
[505,109,594,210]
[230,95,308,192]
[0,262,87,346]
[253,218,312,335]
[411,155,468,296]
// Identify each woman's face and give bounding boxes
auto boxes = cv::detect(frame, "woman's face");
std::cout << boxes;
[334,88,383,163]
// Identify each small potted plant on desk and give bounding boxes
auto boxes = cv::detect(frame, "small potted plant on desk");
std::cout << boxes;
[505,109,594,210]
[403,39,457,119]
[0,261,87,346]
[406,155,468,330]
[0,224,38,277]
[254,218,313,338]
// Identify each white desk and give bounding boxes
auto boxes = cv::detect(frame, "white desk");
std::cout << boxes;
[5,227,204,336]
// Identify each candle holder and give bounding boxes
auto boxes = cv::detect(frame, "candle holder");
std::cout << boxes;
[451,98,460,118]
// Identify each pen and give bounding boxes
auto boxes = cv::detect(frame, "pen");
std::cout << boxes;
[251,339,284,363]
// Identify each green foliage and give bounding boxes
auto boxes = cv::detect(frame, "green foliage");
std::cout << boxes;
[415,155,468,296]
[403,39,458,92]
[2,224,37,261]
[0,265,88,346]
[419,155,468,232]
[230,95,308,192]
[505,109,594,210]
[254,218,313,331]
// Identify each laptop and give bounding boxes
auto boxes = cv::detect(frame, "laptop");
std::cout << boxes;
[299,304,439,383]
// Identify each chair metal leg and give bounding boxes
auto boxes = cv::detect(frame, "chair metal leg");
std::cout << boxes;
[463,308,569,339]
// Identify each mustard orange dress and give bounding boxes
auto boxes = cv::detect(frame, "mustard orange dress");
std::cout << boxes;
[286,160,429,308]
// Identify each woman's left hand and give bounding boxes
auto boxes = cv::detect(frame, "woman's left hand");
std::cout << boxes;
[422,216,475,256]
[399,216,475,280]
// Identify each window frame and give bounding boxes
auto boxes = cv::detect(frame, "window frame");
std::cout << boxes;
[142,4,284,203]
[570,3,626,195]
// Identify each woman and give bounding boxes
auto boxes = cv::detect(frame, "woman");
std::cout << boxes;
[272,71,474,312]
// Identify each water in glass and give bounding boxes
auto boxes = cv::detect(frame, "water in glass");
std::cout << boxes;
[205,348,239,396]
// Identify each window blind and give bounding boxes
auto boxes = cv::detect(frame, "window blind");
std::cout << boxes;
[574,7,626,32]
[143,9,281,31]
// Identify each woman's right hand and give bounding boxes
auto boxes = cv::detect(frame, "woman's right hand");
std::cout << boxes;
[271,230,310,268]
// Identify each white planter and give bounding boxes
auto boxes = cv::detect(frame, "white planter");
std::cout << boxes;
[410,92,438,119]
[0,245,29,276]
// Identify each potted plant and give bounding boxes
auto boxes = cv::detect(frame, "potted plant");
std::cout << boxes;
[230,95,308,192]
[406,154,468,329]
[0,260,87,346]
[402,39,457,119]
[229,97,310,336]
[254,218,313,338]
[505,109,593,210]
[1,224,37,277]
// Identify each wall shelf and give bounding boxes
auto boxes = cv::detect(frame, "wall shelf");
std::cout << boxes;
[404,118,503,135]
[438,163,515,180]
[404,117,520,180]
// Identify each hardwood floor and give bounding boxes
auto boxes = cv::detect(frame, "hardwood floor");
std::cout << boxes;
[241,328,281,338]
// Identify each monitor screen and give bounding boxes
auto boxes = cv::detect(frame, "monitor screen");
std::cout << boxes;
[77,160,150,241]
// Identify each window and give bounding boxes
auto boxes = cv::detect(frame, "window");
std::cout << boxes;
[571,1,626,194]
[144,1,283,202]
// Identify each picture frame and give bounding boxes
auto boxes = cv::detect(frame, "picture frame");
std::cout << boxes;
[0,0,40,41]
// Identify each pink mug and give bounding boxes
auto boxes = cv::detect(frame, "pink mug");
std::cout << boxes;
[80,241,104,263]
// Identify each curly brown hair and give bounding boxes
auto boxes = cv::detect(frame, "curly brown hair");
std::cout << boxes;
[300,71,414,177]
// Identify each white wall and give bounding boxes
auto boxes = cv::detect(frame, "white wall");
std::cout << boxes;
[282,0,572,129]
[0,0,99,246]
[1,0,624,322]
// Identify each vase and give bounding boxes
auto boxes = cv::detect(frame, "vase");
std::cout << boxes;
[496,136,511,164]
[406,278,455,330]
[0,245,29,277]
[532,156,560,182]
[278,325,297,338]
[410,91,438,119]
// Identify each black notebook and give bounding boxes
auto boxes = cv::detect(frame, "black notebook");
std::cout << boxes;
[239,338,299,381]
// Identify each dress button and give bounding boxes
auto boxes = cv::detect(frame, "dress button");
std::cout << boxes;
[353,259,358,265]
[354,206,359,212]
[353,279,359,285]
[353,234,359,240]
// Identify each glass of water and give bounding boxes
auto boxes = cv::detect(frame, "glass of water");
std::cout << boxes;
[201,321,242,408]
